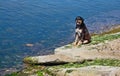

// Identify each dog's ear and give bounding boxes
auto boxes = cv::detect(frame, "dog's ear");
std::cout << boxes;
[75,16,84,21]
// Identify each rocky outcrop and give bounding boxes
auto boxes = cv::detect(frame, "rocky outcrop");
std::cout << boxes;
[55,38,120,60]
[22,32,120,76]
[49,66,120,76]
[23,54,84,65]
[24,38,120,65]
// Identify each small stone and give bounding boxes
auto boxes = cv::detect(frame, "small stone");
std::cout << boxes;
[26,43,34,47]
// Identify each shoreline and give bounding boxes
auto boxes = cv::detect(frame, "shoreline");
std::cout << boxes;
[3,25,120,76]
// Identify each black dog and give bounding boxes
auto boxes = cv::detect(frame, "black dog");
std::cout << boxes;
[73,16,91,46]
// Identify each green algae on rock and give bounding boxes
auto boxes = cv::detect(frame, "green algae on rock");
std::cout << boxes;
[91,32,120,45]
[23,57,38,64]
[6,59,120,76]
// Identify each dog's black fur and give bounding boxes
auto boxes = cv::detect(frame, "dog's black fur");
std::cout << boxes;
[75,16,91,43]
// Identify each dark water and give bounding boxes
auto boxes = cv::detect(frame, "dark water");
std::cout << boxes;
[0,0,120,70]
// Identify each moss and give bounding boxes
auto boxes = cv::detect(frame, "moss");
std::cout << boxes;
[50,59,120,69]
[91,33,120,45]
[37,71,44,76]
[91,25,120,36]
[66,69,73,73]
[42,68,56,76]
[100,26,120,35]
[23,57,38,64]
[88,27,120,45]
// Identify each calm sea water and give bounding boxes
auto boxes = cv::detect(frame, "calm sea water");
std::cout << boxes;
[0,0,120,69]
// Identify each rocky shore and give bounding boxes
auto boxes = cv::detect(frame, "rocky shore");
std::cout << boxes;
[6,25,120,76]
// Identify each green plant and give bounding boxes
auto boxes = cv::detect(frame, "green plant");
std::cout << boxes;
[91,34,120,44]
[66,69,73,73]
[37,71,44,76]
[23,57,38,64]
[51,59,120,69]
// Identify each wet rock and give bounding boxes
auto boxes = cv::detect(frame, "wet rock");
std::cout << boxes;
[0,68,18,76]
[25,43,34,47]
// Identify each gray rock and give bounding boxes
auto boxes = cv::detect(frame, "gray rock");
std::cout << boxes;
[23,54,84,65]
[50,66,120,76]
[24,38,120,65]
[55,38,120,60]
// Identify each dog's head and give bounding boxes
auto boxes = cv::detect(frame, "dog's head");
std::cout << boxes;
[75,16,84,25]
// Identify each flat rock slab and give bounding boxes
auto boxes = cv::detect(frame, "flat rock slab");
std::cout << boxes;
[23,54,84,65]
[55,38,120,60]
[50,66,120,76]
[23,38,120,65]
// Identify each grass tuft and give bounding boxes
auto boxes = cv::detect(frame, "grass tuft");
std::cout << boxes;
[91,33,120,45]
